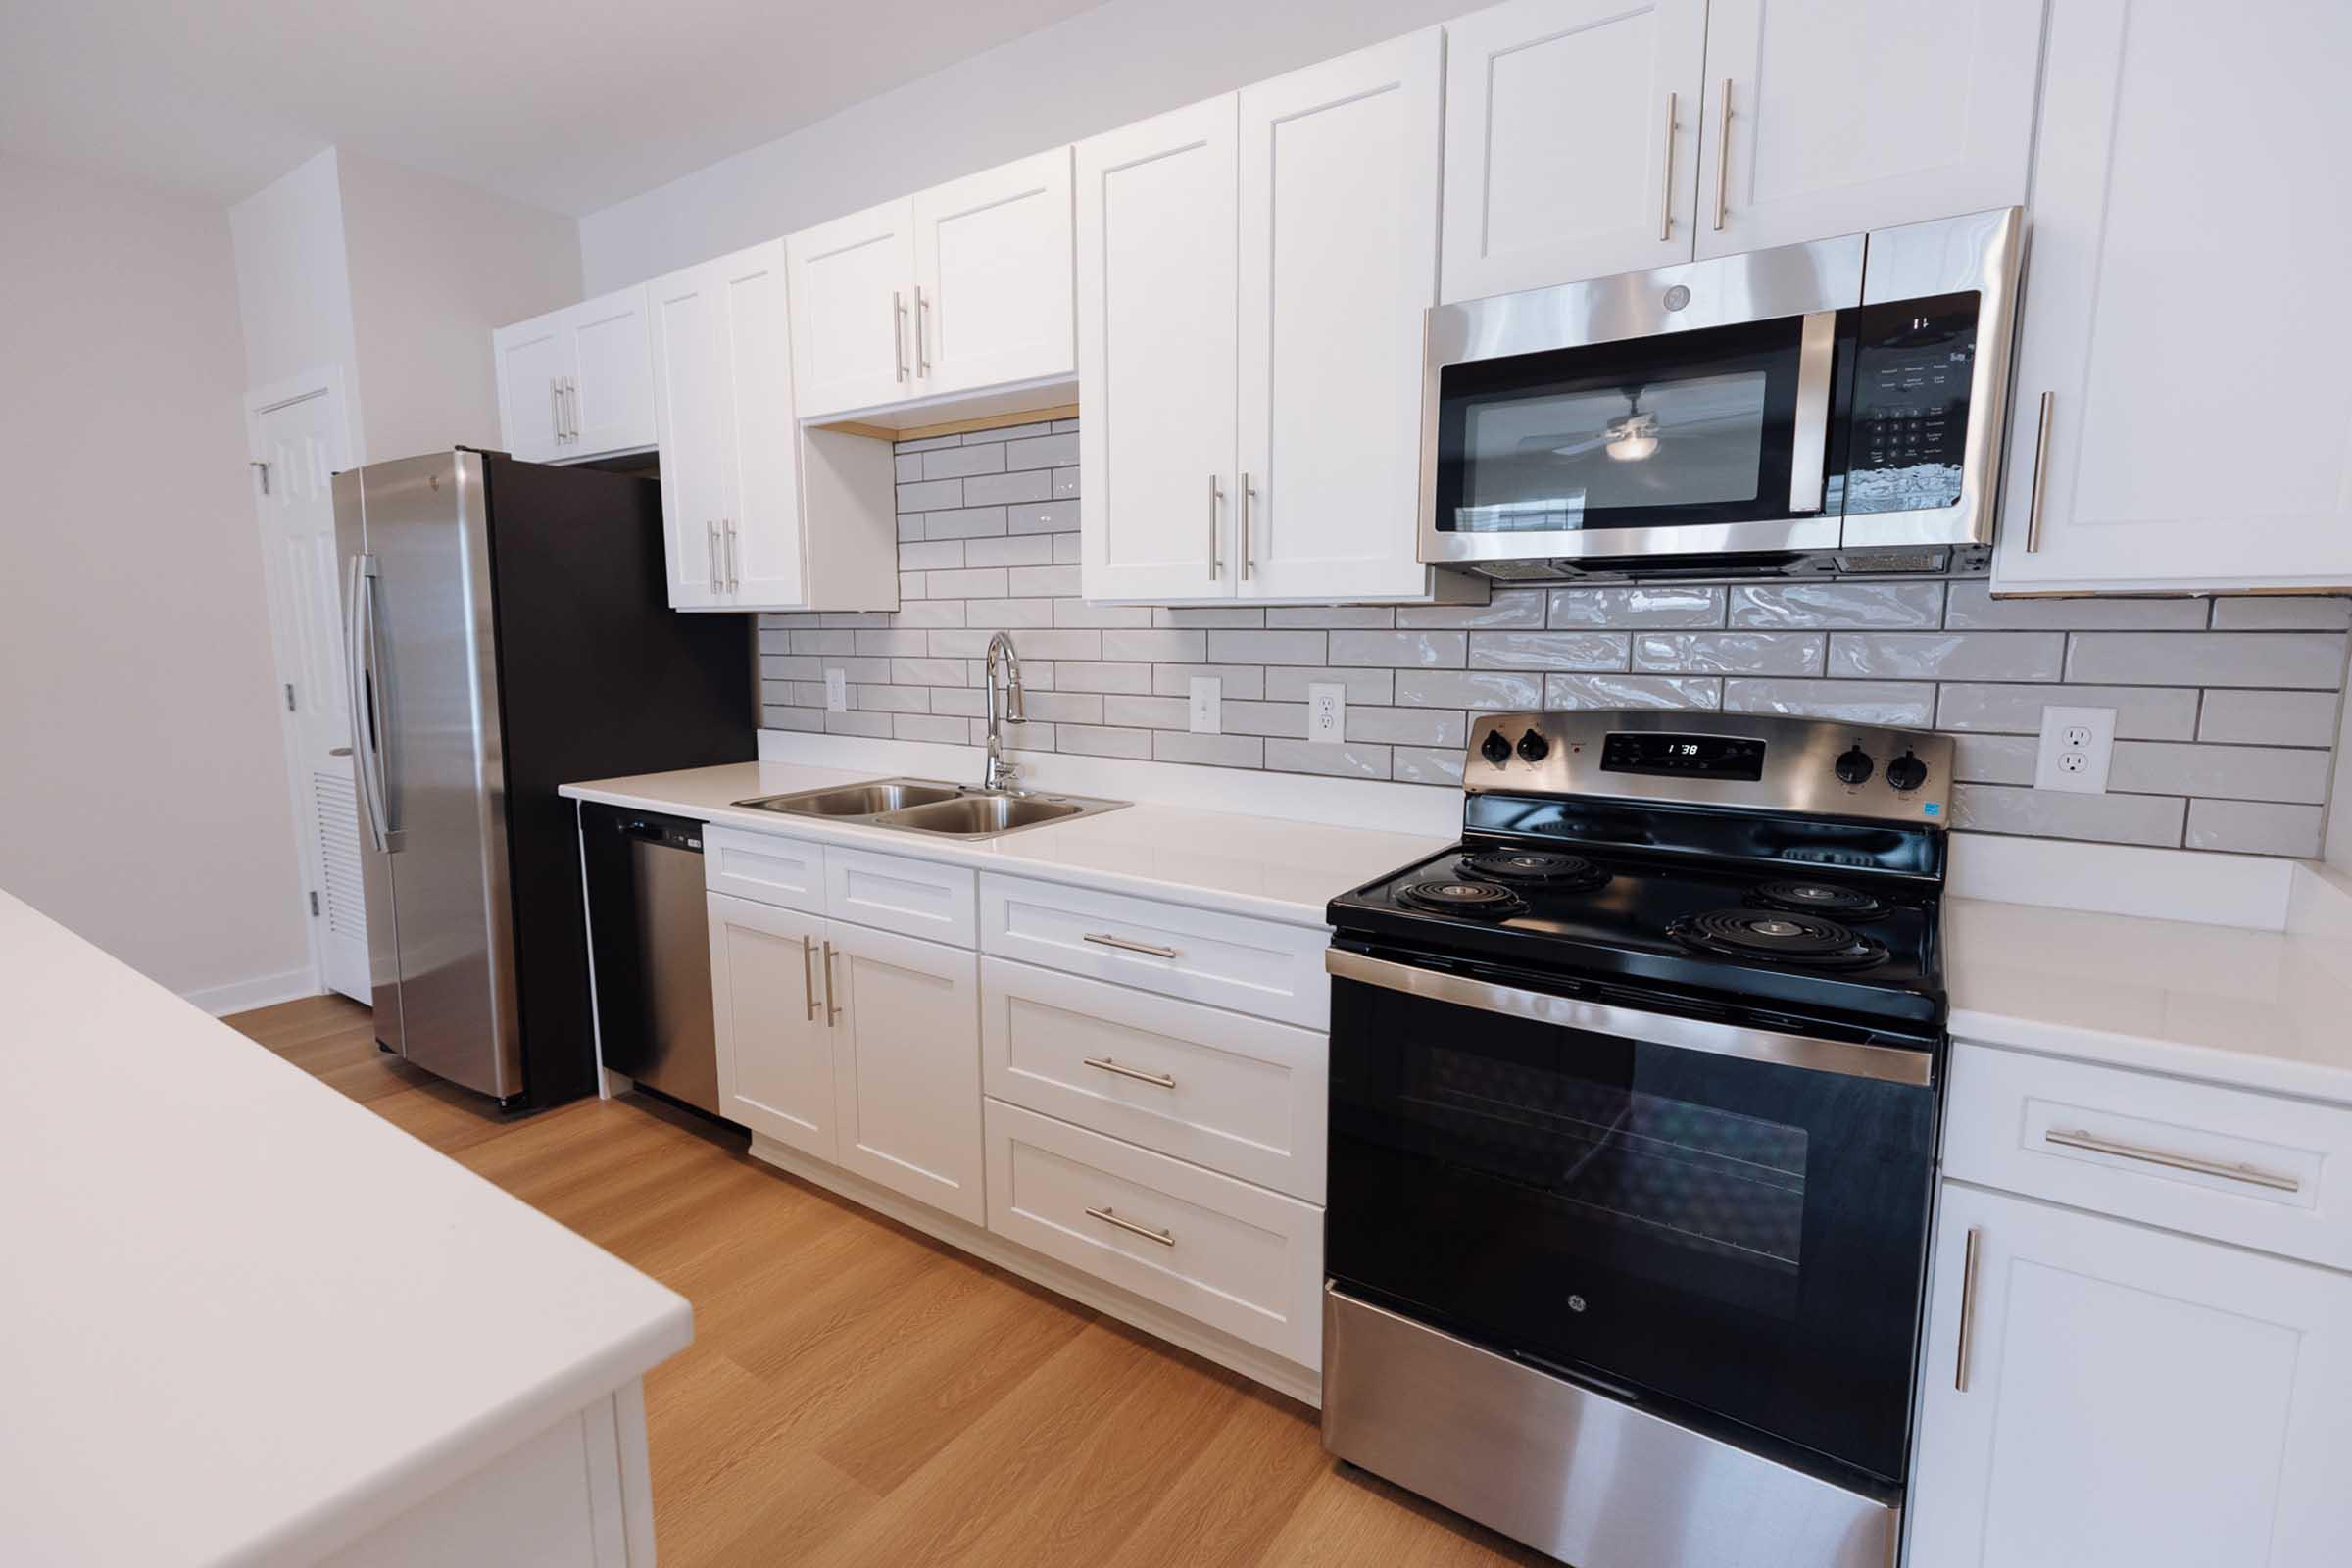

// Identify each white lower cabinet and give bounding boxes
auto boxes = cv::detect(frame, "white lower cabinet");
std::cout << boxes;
[1910,1185,2352,1567]
[709,892,836,1161]
[827,922,986,1226]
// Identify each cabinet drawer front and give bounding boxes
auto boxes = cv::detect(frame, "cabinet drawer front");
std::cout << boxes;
[981,958,1327,1201]
[984,1099,1323,1367]
[980,874,1329,1028]
[1946,1042,2352,1270]
[825,845,977,947]
[703,825,824,912]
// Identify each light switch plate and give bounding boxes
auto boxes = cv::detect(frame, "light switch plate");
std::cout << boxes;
[1308,682,1346,744]
[2034,704,2115,794]
[824,668,848,712]
[1189,676,1221,734]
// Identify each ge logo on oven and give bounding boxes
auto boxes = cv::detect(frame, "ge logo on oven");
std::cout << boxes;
[1566,1294,1589,1313]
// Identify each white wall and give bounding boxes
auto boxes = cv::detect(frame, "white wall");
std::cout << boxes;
[0,153,313,1004]
[228,148,366,456]
[578,0,1466,291]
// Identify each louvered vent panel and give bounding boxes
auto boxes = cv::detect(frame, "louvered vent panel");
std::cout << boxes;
[313,769,366,939]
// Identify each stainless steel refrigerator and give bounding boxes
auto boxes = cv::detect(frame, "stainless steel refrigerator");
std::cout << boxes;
[334,450,752,1108]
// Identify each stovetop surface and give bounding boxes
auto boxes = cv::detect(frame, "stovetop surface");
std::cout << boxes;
[1330,837,1946,1032]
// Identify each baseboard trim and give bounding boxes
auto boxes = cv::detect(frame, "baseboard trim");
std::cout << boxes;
[182,966,319,1017]
[744,1132,1322,1407]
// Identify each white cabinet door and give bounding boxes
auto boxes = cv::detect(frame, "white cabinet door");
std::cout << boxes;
[827,923,985,1225]
[1693,0,2040,261]
[1909,1185,2352,1567]
[787,197,917,420]
[561,284,657,457]
[647,260,727,610]
[1238,30,1442,601]
[493,314,568,464]
[1440,0,1707,302]
[1077,95,1241,603]
[913,147,1075,398]
[1991,0,2352,593]
[709,893,837,1161]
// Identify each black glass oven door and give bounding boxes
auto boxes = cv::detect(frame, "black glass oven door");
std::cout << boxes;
[1326,958,1936,1483]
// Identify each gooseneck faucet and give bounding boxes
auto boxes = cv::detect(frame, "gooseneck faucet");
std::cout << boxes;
[982,631,1027,793]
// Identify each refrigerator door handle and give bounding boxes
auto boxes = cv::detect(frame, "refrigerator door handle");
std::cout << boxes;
[352,554,399,852]
[345,554,389,853]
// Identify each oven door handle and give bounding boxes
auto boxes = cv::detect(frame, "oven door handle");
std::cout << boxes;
[1325,948,1934,1088]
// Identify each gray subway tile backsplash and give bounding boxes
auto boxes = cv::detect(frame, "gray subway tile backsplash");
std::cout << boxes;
[753,421,2350,857]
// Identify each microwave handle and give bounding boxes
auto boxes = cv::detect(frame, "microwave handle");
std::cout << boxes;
[1788,311,1838,514]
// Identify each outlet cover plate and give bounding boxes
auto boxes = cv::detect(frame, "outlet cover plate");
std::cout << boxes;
[1189,676,1221,734]
[825,668,848,712]
[1308,682,1346,744]
[2034,704,2115,794]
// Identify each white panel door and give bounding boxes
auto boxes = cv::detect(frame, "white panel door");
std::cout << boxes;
[1908,1184,2352,1567]
[1077,95,1241,603]
[647,260,727,610]
[708,893,836,1160]
[493,314,567,463]
[1440,0,1707,302]
[1239,30,1443,602]
[562,285,656,456]
[828,922,985,1225]
[1694,0,2041,261]
[1992,0,2352,592]
[787,198,917,420]
[913,147,1076,398]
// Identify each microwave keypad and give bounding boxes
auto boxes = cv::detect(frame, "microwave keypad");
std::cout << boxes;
[1843,293,1980,515]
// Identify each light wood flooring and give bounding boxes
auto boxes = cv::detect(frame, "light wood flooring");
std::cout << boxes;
[228,995,1546,1567]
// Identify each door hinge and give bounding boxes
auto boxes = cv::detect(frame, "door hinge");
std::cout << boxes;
[285,683,298,712]
[251,460,270,495]
[308,890,320,917]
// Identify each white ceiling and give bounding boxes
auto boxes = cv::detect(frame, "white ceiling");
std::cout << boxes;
[0,0,1105,214]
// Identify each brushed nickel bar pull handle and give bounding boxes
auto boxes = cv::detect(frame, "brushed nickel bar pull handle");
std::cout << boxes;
[2044,1127,2299,1192]
[892,291,909,383]
[821,940,842,1025]
[2025,391,2055,553]
[1085,1205,1175,1247]
[552,377,565,443]
[1084,931,1181,959]
[1658,91,1678,241]
[1954,1226,1982,1392]
[1207,474,1222,580]
[1241,471,1254,582]
[915,285,932,376]
[567,377,580,441]
[1712,77,1733,231]
[802,934,818,1022]
[725,518,739,591]
[1083,1056,1177,1089]
[707,521,721,592]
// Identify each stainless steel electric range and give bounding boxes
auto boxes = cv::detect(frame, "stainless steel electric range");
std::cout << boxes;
[1320,709,1954,1568]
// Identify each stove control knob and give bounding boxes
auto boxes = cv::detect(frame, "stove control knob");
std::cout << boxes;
[1886,750,1929,793]
[1480,729,1512,765]
[1835,745,1875,786]
[1516,729,1551,763]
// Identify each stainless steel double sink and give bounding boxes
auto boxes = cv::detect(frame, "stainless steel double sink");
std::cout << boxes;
[730,777,1130,840]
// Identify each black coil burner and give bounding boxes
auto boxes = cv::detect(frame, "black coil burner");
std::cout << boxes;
[1397,879,1527,919]
[1457,848,1611,892]
[1669,909,1889,969]
[1748,879,1890,921]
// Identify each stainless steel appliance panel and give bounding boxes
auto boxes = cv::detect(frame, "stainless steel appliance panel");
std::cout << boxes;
[1321,1288,1899,1568]
[626,830,720,1115]
[333,467,404,1058]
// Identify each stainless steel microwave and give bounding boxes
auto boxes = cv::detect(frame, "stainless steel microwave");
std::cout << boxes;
[1419,208,2023,582]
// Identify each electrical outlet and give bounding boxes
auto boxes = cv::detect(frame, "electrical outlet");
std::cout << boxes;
[824,668,848,712]
[2034,704,2115,795]
[1188,676,1221,734]
[1307,682,1346,744]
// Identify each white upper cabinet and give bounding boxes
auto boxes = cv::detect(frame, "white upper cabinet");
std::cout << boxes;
[1441,0,1707,302]
[1693,0,2041,261]
[785,198,918,421]
[1992,0,2352,593]
[1238,31,1444,601]
[1908,1183,2352,1567]
[912,148,1075,399]
[1077,96,1242,603]
[493,284,657,463]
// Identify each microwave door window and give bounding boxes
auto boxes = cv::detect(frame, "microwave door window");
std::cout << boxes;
[1456,371,1771,533]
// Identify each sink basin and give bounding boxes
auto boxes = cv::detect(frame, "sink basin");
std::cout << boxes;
[877,794,1086,836]
[734,780,962,817]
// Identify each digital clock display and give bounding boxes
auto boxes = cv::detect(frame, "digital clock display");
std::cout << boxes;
[1600,732,1768,781]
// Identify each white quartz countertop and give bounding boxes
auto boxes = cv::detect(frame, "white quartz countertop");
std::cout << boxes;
[1946,896,2352,1106]
[0,890,693,1567]
[560,761,1451,927]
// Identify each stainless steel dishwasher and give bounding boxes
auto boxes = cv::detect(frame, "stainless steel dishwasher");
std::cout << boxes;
[582,804,721,1116]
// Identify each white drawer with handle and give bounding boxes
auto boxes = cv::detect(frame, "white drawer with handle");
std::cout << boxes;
[1945,1041,2352,1271]
[825,844,977,948]
[984,1098,1323,1367]
[703,824,824,913]
[980,957,1327,1201]
[979,874,1330,1028]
